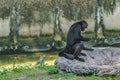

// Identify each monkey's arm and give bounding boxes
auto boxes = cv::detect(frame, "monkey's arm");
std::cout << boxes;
[81,37,91,41]
[74,27,91,42]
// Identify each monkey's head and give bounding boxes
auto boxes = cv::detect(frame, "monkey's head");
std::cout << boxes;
[80,20,88,31]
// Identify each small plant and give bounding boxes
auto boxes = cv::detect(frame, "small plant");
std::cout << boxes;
[13,64,34,73]
[37,64,59,74]
[50,72,75,79]
[13,58,17,69]
[37,64,48,70]
[0,68,10,75]
[47,65,59,74]
[41,77,48,80]
[13,66,25,73]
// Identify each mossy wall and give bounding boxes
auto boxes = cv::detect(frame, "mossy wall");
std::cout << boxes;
[0,6,120,37]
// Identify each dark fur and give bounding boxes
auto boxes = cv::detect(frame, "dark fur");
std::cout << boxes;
[59,20,93,60]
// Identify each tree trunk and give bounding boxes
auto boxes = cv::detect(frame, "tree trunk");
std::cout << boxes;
[52,2,64,47]
[28,23,31,37]
[94,0,105,39]
[39,24,43,37]
[9,0,21,48]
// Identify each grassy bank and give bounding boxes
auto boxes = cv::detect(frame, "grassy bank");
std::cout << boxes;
[0,64,120,80]
[1,29,120,80]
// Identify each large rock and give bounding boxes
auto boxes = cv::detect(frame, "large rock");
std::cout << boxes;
[55,47,120,76]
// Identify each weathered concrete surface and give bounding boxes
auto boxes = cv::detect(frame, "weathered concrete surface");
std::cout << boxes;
[55,47,120,76]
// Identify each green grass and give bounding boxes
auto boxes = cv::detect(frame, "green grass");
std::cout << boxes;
[1,29,120,79]
[0,64,120,80]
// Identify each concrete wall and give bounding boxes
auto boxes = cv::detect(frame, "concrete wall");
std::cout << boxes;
[0,6,120,37]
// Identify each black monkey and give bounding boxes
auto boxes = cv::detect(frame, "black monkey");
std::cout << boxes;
[59,20,93,60]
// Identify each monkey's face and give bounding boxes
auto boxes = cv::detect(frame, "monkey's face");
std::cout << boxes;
[81,23,88,31]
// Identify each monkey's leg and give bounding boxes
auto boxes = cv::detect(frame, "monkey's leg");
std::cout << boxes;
[72,43,86,61]
[59,52,74,60]
[73,43,84,57]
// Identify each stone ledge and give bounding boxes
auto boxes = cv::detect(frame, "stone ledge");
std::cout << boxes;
[55,47,120,76]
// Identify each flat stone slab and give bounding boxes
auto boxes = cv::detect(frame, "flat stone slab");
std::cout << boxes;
[55,47,120,76]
